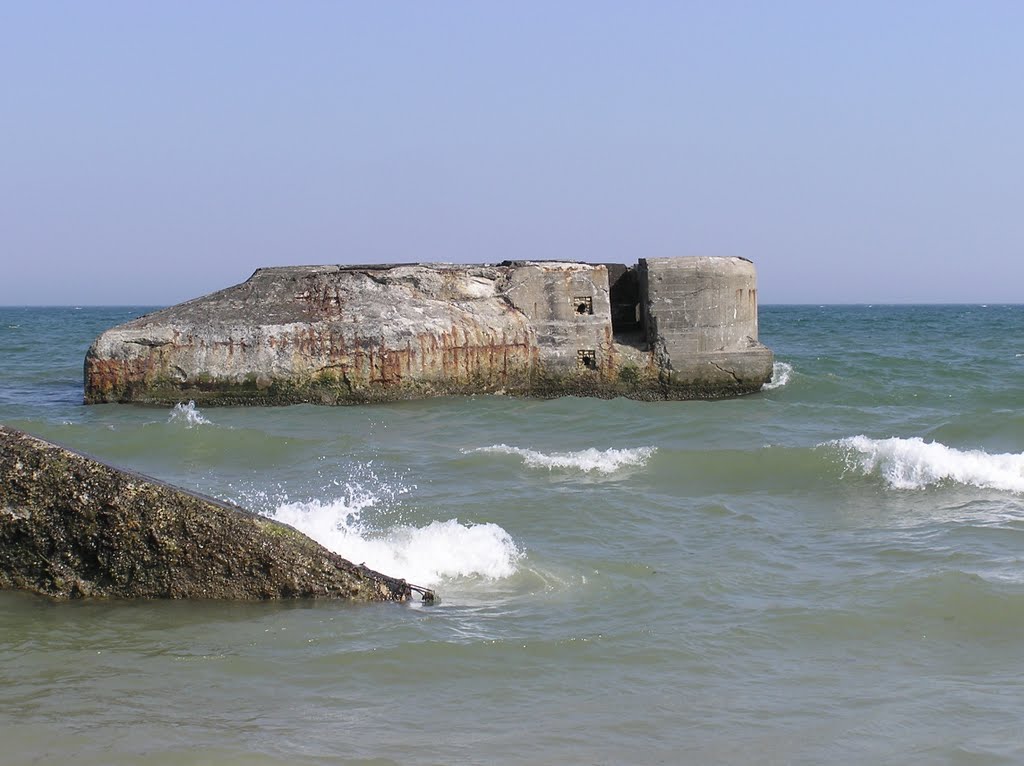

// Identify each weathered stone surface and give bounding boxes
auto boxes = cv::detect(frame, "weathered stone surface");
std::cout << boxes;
[0,426,432,602]
[639,257,774,391]
[84,258,773,405]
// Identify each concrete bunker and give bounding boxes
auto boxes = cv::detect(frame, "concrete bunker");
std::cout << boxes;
[84,256,773,405]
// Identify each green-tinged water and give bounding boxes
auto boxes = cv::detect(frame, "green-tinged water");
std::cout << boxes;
[2,304,1024,765]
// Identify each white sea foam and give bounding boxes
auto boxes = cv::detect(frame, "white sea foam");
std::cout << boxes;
[762,361,793,390]
[472,444,656,474]
[831,435,1024,493]
[165,401,211,423]
[167,400,211,426]
[271,497,522,587]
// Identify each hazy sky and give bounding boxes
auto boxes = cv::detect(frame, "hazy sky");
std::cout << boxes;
[3,2,1022,305]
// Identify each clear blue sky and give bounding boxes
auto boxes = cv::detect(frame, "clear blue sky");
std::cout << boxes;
[3,2,1022,305]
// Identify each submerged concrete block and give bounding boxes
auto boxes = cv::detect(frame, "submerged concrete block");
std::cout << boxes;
[0,426,430,602]
[84,257,773,405]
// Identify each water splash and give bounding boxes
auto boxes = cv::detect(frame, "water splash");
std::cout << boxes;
[271,497,522,587]
[762,361,793,390]
[830,435,1024,493]
[470,444,656,474]
[167,400,211,427]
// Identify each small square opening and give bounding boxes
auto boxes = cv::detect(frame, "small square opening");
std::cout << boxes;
[573,296,593,315]
[577,349,597,370]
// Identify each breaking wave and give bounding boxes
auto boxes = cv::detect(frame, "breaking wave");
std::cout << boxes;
[470,444,656,474]
[762,361,793,390]
[271,496,523,587]
[830,435,1024,493]
[167,400,211,427]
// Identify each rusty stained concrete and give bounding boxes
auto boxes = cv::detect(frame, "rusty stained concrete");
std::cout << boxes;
[85,259,773,405]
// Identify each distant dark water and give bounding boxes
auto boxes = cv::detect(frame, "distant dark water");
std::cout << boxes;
[3,304,1024,765]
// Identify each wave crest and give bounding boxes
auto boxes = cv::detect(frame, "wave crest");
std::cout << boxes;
[471,444,656,474]
[271,498,522,587]
[830,435,1024,493]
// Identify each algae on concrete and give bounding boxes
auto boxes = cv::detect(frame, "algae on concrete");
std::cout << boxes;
[0,426,433,603]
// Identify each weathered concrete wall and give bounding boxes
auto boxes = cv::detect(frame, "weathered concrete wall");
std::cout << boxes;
[86,264,539,405]
[84,257,773,405]
[503,262,613,378]
[0,426,431,602]
[638,257,773,391]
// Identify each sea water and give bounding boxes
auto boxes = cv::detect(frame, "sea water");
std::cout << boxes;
[2,304,1024,765]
